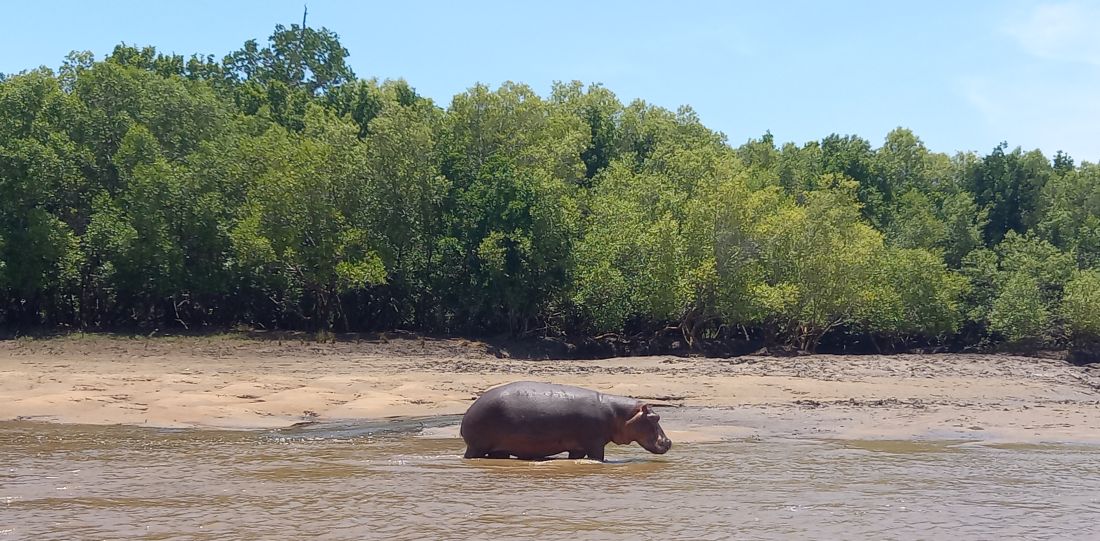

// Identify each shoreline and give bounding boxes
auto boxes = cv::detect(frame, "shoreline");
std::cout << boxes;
[3,335,1100,444]
[0,328,1080,361]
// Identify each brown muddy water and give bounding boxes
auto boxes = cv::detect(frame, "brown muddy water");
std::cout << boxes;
[3,409,1100,541]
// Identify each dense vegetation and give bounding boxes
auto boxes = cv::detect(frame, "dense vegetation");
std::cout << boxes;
[2,25,1099,355]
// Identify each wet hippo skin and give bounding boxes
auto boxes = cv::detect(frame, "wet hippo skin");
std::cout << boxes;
[460,381,672,461]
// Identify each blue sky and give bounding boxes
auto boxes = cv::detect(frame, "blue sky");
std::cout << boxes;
[3,0,1098,161]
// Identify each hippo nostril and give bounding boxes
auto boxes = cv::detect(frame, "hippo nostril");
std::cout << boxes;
[648,437,671,454]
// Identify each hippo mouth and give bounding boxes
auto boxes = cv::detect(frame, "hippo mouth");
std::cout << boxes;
[644,435,673,454]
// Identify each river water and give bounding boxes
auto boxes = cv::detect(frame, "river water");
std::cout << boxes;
[3,409,1100,541]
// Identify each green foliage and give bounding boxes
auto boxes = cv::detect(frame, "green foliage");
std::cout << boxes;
[432,82,587,331]
[996,232,1075,302]
[958,232,1074,346]
[1036,162,1100,267]
[551,81,623,182]
[960,247,1000,325]
[819,134,880,224]
[876,128,933,196]
[860,247,965,339]
[752,183,886,351]
[225,24,354,95]
[964,143,1051,245]
[360,97,445,324]
[230,107,384,330]
[989,273,1049,345]
[938,191,987,268]
[0,23,1093,352]
[1062,270,1100,342]
[886,190,946,251]
[573,111,744,342]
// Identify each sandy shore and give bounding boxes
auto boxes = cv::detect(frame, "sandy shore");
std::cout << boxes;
[2,334,1099,444]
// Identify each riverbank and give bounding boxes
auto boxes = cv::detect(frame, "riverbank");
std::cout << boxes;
[2,334,1099,444]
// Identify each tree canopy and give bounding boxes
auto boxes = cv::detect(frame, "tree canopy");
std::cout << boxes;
[1,24,1098,354]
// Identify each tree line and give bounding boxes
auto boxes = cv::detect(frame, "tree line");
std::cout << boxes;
[1,24,1098,354]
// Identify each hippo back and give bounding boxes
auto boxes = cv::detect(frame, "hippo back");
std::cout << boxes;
[461,381,625,455]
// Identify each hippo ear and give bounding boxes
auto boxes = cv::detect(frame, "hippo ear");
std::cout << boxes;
[625,407,645,426]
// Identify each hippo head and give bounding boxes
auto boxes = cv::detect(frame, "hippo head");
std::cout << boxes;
[619,404,672,454]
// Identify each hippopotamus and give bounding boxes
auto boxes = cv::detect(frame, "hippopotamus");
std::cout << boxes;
[460,381,672,461]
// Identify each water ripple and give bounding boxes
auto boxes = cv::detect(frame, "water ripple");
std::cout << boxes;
[2,420,1099,540]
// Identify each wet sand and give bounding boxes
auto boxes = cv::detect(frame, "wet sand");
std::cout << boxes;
[2,334,1099,444]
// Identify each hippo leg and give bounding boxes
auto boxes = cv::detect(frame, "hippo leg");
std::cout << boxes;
[584,445,605,462]
[568,450,585,459]
[464,447,511,459]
